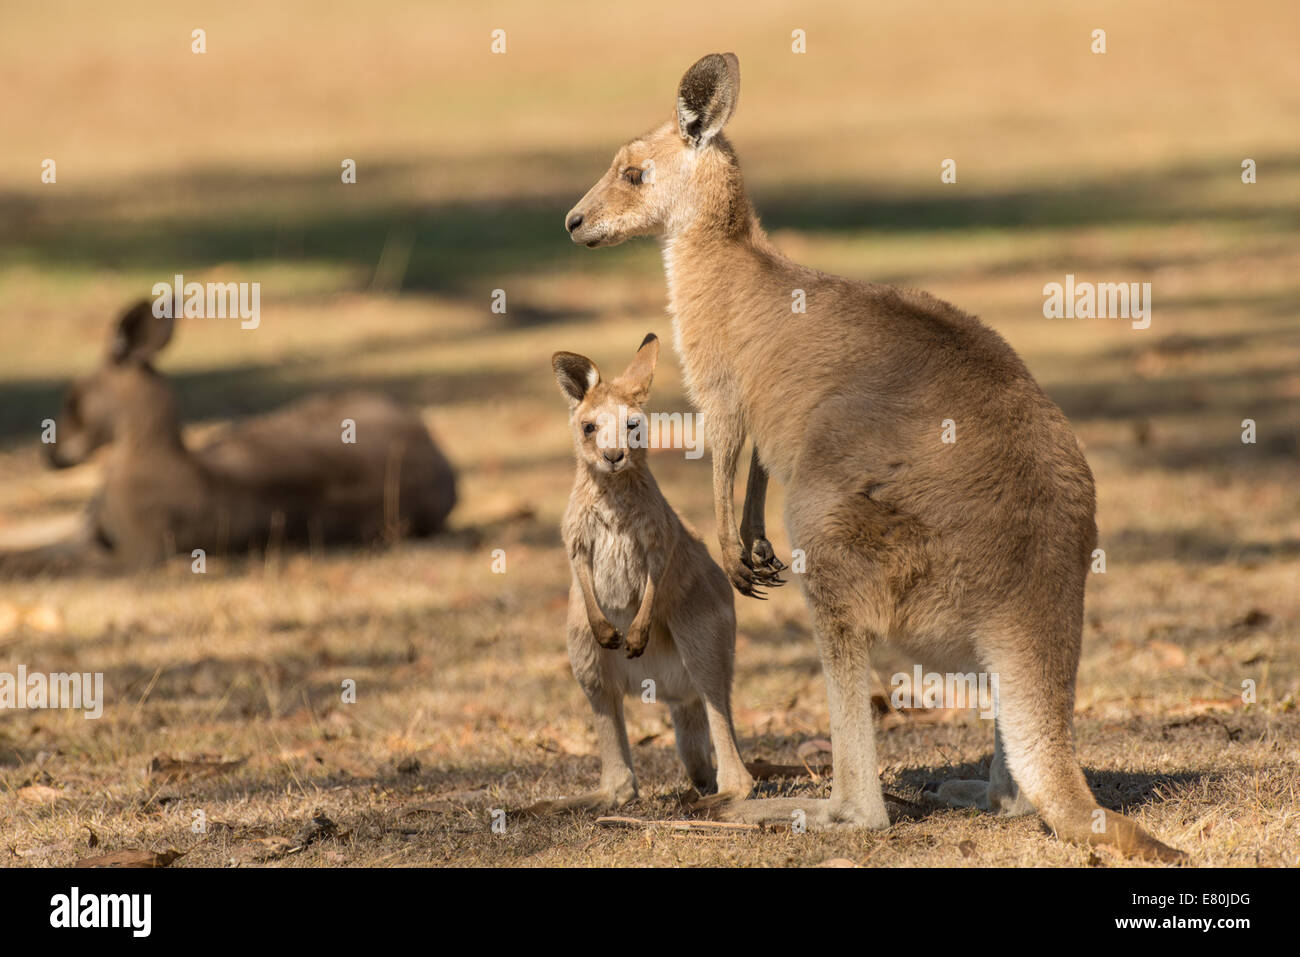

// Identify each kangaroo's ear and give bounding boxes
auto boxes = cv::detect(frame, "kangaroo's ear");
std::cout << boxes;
[676,52,740,148]
[619,333,659,404]
[109,299,175,365]
[553,351,599,407]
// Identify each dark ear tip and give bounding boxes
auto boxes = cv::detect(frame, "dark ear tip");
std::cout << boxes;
[120,298,154,320]
[638,333,658,349]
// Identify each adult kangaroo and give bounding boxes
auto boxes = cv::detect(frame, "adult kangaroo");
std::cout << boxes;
[564,53,1182,861]
[40,300,456,568]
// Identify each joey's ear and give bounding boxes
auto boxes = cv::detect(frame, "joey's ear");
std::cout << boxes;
[676,52,740,148]
[618,333,659,403]
[109,299,175,365]
[552,351,600,407]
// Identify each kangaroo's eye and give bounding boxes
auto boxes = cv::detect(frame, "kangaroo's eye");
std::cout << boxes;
[626,418,640,431]
[623,167,643,185]
[582,422,596,435]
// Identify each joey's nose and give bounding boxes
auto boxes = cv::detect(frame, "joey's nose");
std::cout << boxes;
[604,449,624,464]
[566,212,584,233]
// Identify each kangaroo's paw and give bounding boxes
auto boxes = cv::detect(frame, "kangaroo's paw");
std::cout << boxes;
[744,538,788,586]
[624,625,650,658]
[742,540,787,589]
[591,621,623,650]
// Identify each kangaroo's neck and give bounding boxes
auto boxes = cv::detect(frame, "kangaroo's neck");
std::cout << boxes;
[576,462,660,511]
[110,371,190,466]
[660,189,789,402]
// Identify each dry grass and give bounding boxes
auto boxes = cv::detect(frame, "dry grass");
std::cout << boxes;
[1,0,1298,867]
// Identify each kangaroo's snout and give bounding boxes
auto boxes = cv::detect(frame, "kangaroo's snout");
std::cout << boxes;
[603,449,625,467]
[565,204,602,247]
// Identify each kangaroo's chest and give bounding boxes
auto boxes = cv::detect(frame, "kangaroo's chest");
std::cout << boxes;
[584,509,647,623]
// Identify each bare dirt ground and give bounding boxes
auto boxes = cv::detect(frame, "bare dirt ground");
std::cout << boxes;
[1,1,1297,866]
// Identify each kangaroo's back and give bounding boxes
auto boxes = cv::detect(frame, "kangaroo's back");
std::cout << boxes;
[43,301,456,566]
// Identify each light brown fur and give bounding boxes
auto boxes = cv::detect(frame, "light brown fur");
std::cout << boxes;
[37,300,456,568]
[563,53,1183,861]
[525,334,753,815]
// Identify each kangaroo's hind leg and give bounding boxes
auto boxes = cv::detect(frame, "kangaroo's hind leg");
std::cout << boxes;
[670,695,717,792]
[521,590,637,817]
[665,575,754,799]
[967,613,1183,861]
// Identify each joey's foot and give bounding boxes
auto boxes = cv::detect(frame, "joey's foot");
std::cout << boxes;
[624,626,650,659]
[592,620,622,650]
[745,538,788,583]
[697,796,891,830]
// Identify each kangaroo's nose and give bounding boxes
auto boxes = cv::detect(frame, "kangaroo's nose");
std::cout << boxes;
[566,212,584,233]
[604,449,624,464]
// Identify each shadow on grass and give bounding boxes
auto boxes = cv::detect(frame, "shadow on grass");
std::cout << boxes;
[5,150,1298,296]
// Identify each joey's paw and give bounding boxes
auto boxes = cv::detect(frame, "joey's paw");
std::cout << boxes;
[592,621,623,649]
[624,627,650,658]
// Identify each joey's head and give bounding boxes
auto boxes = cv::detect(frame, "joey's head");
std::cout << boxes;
[552,333,660,477]
[565,52,745,247]
[46,299,177,469]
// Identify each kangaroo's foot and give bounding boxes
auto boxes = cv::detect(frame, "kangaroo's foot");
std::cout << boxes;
[922,778,1036,816]
[519,786,636,817]
[696,796,890,831]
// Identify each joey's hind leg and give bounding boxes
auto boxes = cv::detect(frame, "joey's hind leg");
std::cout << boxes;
[523,615,637,817]
[924,719,1035,816]
[524,680,637,816]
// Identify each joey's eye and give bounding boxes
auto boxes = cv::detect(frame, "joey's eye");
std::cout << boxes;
[623,167,643,185]
[583,422,596,436]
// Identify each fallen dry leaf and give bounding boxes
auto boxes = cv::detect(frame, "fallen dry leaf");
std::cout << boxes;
[251,837,295,860]
[150,754,246,783]
[1143,639,1188,670]
[17,784,64,804]
[76,848,184,868]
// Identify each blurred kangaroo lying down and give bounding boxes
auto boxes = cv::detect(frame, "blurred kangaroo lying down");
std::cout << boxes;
[19,300,456,569]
